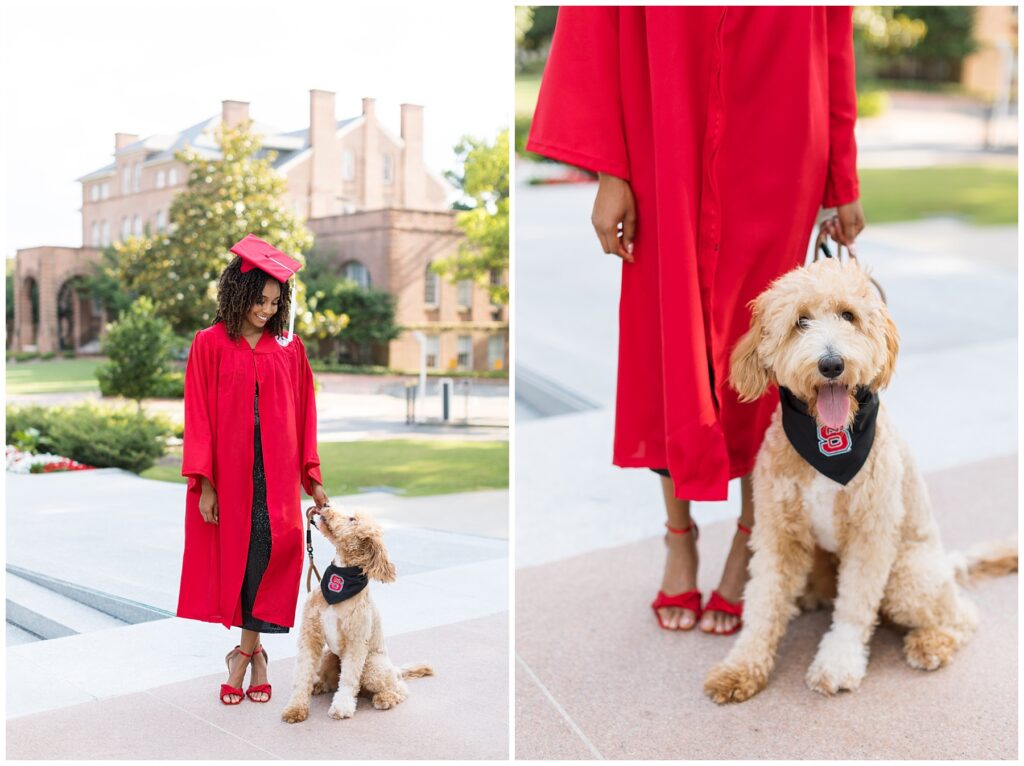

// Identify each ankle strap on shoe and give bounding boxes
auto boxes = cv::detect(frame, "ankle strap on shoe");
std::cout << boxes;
[234,645,254,658]
[665,522,696,536]
[737,521,752,536]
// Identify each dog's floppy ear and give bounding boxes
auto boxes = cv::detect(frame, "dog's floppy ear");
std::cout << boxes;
[359,526,397,583]
[729,298,771,403]
[872,306,900,390]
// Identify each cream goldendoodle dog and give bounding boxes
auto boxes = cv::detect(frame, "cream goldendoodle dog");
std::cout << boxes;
[281,506,432,722]
[704,256,1016,703]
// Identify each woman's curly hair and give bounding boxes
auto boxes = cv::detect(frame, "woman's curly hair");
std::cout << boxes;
[214,256,292,340]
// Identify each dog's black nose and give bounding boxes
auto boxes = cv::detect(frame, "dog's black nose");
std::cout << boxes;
[818,354,845,379]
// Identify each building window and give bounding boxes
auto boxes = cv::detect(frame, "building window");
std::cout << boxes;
[101,220,110,246]
[90,184,99,202]
[382,153,393,183]
[133,163,142,191]
[457,335,473,370]
[121,216,130,240]
[341,149,355,181]
[341,260,370,289]
[488,335,505,371]
[425,335,440,369]
[156,170,166,189]
[132,214,142,236]
[91,222,100,246]
[100,182,109,200]
[122,167,131,194]
[155,210,165,232]
[424,264,439,307]
[168,167,178,186]
[489,269,504,304]
[457,279,473,309]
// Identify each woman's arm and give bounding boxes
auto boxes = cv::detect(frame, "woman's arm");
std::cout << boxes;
[181,330,219,524]
[294,336,325,503]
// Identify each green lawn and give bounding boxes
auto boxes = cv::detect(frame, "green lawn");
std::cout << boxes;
[6,358,101,395]
[516,72,542,117]
[859,166,1018,226]
[140,439,509,497]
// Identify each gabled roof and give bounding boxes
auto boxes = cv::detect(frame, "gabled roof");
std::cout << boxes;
[76,114,364,182]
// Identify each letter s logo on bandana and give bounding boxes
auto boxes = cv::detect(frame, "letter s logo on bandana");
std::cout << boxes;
[817,425,852,456]
[327,574,344,592]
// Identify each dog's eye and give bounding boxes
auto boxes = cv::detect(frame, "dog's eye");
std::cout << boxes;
[348,517,356,523]
[841,311,855,322]
[797,316,810,329]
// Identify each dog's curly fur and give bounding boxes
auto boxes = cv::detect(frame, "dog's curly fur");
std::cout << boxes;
[281,507,432,723]
[704,257,1017,704]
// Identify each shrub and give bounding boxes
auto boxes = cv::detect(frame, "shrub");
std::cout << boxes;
[152,371,185,399]
[12,351,39,362]
[96,296,175,404]
[40,351,56,360]
[62,349,76,359]
[6,402,171,474]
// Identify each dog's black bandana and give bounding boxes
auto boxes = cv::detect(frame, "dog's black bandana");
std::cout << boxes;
[779,386,879,485]
[320,564,368,605]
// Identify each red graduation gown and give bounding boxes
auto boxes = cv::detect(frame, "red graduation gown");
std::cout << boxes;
[527,6,859,500]
[176,322,323,628]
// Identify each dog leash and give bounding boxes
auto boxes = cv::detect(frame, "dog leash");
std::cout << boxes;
[814,215,887,305]
[304,503,327,593]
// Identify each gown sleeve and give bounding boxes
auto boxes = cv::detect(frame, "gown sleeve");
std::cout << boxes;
[526,7,631,180]
[294,336,323,496]
[181,330,215,493]
[822,6,860,208]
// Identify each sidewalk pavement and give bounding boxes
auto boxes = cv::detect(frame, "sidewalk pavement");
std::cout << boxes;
[5,471,508,759]
[514,178,1017,758]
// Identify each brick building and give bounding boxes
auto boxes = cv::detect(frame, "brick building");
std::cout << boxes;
[12,91,509,372]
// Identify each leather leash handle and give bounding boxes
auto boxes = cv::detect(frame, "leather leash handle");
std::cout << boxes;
[813,216,887,305]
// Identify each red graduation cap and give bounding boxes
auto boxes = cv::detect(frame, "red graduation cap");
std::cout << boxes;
[230,234,302,282]
[229,234,303,346]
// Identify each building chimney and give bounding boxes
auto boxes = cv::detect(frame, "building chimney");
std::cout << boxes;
[361,97,382,209]
[309,89,339,218]
[221,100,250,129]
[114,133,139,152]
[400,103,425,209]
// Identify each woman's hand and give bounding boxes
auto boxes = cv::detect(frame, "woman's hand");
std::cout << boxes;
[592,173,637,263]
[199,478,218,525]
[830,199,865,253]
[310,481,329,509]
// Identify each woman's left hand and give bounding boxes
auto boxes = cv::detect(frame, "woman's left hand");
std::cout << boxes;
[310,482,329,509]
[833,199,865,251]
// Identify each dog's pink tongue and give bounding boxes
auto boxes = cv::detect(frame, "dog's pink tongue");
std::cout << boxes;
[817,383,850,429]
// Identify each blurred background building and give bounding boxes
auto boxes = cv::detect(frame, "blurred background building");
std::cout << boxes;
[12,92,509,373]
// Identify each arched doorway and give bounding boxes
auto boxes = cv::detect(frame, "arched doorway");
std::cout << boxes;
[56,276,103,353]
[19,276,40,350]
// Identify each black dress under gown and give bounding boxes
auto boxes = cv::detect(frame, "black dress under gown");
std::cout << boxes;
[237,381,289,633]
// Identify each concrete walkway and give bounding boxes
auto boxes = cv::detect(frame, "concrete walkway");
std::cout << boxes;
[5,471,508,759]
[514,172,1017,758]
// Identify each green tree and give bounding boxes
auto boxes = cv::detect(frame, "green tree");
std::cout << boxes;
[434,129,509,305]
[95,296,175,407]
[101,121,314,334]
[309,281,399,364]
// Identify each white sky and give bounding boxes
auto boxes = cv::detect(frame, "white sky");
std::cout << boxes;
[0,0,511,258]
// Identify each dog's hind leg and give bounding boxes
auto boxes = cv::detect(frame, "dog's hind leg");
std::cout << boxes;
[312,648,340,695]
[882,541,978,671]
[281,598,327,724]
[705,485,815,704]
[361,652,409,710]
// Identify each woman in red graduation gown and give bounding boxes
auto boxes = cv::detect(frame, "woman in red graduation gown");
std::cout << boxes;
[176,236,328,704]
[527,7,865,634]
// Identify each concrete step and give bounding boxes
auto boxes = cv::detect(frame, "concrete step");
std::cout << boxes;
[6,572,127,639]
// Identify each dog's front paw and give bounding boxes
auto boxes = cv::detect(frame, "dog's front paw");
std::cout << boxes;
[281,702,309,724]
[704,661,769,704]
[806,633,867,695]
[328,695,357,720]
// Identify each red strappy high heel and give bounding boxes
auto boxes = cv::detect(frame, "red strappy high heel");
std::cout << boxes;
[220,645,254,705]
[702,521,752,636]
[245,644,272,703]
[651,521,702,630]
